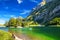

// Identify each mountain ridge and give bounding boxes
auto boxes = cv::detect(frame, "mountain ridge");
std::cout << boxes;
[27,0,60,25]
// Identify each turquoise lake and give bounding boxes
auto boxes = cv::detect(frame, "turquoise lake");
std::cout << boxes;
[0,27,60,40]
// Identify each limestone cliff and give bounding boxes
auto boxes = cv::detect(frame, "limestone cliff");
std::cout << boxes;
[27,0,60,25]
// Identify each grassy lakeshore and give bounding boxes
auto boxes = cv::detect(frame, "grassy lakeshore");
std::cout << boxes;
[0,30,14,40]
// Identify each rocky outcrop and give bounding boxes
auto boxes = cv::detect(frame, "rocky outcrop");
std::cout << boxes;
[27,0,60,25]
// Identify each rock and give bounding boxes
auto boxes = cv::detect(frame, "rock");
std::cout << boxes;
[27,0,60,25]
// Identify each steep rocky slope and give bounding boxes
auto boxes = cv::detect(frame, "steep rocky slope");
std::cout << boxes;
[27,0,60,25]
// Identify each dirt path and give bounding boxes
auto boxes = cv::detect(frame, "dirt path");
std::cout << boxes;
[13,33,31,40]
[14,34,23,40]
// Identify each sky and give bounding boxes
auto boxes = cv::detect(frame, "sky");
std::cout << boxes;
[0,0,42,24]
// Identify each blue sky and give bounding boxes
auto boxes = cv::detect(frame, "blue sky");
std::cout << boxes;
[0,0,42,24]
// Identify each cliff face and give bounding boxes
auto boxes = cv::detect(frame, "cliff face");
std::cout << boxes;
[27,0,60,25]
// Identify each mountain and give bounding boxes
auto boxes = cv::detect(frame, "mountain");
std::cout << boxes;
[27,0,60,25]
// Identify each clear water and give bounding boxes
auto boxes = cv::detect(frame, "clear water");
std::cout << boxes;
[9,27,60,40]
[0,27,8,31]
[0,27,60,40]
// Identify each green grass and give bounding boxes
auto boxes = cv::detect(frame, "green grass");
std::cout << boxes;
[0,30,14,40]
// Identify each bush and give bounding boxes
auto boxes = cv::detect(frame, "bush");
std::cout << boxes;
[0,30,14,40]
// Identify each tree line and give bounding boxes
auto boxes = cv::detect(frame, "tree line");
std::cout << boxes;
[4,17,38,27]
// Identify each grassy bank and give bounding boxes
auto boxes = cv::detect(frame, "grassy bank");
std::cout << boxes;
[0,30,14,40]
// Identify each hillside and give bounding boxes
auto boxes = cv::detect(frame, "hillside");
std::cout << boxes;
[27,0,60,25]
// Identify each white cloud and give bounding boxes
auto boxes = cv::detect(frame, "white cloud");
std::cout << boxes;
[17,0,23,4]
[20,10,31,15]
[10,15,15,17]
[0,15,17,24]
[0,19,6,24]
[4,15,15,17]
[3,15,17,19]
[0,14,16,18]
[30,0,38,3]
[10,15,17,19]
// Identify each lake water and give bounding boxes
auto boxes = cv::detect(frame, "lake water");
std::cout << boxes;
[9,27,60,40]
[0,27,60,40]
[0,27,8,31]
